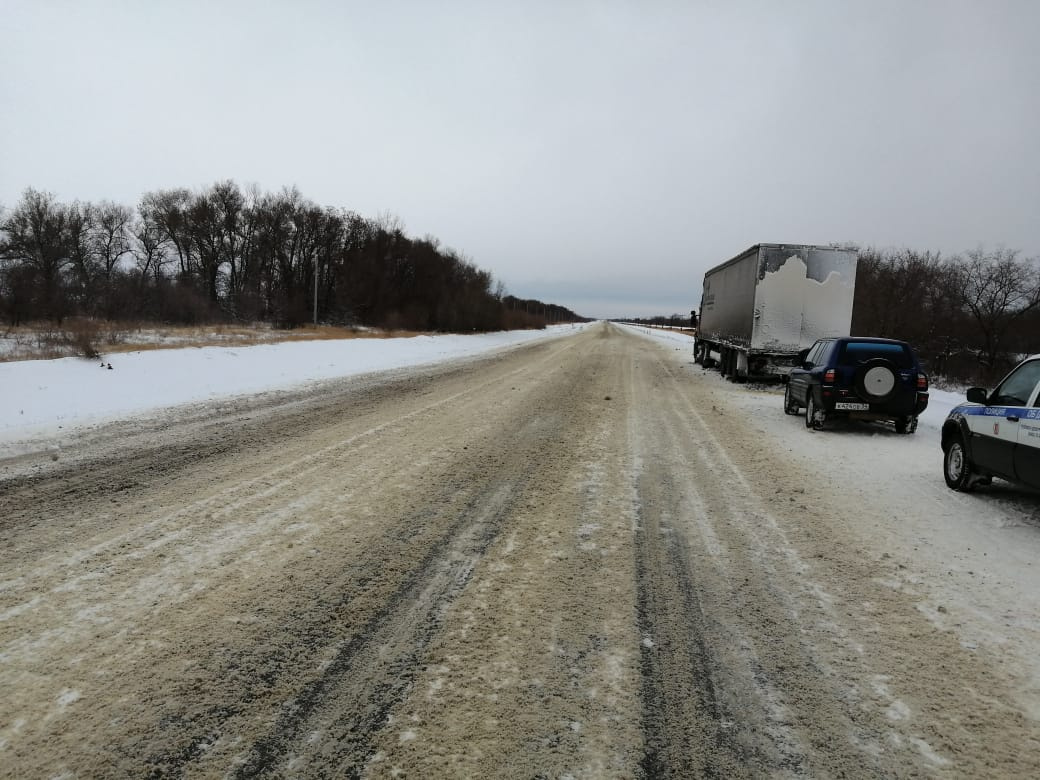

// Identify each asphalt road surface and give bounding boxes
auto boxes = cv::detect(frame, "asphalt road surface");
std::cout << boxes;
[2,322,1038,778]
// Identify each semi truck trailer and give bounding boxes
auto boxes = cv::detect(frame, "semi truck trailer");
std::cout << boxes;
[694,243,858,381]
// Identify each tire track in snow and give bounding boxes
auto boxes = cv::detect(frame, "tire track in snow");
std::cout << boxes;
[630,333,1040,777]
[627,338,806,777]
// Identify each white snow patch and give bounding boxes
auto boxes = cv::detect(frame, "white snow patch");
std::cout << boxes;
[754,251,855,351]
[885,699,911,722]
[0,717,27,750]
[56,689,81,709]
[0,324,593,452]
[909,736,952,767]
[0,595,42,622]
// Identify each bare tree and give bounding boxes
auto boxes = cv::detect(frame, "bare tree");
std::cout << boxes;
[132,210,171,283]
[92,201,134,280]
[0,189,78,322]
[139,188,193,277]
[88,201,135,318]
[853,248,948,339]
[955,247,1040,372]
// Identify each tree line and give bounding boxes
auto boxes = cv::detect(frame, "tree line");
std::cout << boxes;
[0,182,583,332]
[850,246,1040,381]
[631,246,1039,383]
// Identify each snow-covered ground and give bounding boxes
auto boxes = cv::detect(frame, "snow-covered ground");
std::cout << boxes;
[618,323,966,431]
[0,320,985,462]
[0,320,1015,491]
[0,324,593,451]
[625,323,1040,714]
[4,319,1040,762]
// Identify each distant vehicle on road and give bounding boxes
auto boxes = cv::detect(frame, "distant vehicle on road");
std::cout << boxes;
[784,336,929,433]
[694,243,858,381]
[942,354,1040,491]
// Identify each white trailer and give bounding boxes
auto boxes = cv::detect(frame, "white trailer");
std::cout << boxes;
[694,244,858,380]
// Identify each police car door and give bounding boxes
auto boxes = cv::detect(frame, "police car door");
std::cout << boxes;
[1013,369,1040,489]
[978,360,1040,481]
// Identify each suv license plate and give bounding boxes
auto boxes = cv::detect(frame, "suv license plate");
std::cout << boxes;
[835,402,869,411]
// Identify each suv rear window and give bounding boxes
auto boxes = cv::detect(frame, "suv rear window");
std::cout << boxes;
[838,342,914,368]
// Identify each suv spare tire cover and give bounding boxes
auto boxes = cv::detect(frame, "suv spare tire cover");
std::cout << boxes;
[855,358,898,401]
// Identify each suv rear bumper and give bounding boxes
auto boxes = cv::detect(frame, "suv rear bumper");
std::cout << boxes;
[819,387,928,418]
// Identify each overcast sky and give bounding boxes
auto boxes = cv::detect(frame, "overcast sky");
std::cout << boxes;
[2,1,1038,318]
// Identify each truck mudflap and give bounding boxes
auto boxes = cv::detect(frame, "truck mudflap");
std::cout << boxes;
[753,354,800,380]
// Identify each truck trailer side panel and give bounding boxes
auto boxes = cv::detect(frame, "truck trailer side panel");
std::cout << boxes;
[698,245,759,346]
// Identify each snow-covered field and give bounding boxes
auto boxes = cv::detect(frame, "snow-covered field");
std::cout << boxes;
[0,324,593,451]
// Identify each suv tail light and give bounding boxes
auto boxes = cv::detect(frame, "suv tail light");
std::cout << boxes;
[917,373,928,390]
[823,369,835,383]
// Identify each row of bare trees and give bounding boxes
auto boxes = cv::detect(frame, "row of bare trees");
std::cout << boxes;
[0,182,582,332]
[850,247,1040,382]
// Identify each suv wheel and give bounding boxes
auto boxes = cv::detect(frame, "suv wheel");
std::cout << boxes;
[855,358,898,401]
[784,385,800,415]
[944,435,977,491]
[805,393,824,430]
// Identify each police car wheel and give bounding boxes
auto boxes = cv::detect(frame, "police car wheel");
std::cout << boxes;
[944,437,976,491]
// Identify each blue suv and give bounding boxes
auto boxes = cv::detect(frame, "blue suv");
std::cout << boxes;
[784,337,929,433]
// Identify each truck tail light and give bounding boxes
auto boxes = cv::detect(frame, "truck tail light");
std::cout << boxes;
[824,369,835,383]
[917,373,928,390]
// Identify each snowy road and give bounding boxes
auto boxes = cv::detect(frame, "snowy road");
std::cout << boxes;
[2,322,1040,777]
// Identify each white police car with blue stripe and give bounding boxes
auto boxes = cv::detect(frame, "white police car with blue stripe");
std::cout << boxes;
[941,354,1040,491]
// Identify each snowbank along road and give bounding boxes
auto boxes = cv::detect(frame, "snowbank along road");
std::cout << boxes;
[2,322,1040,778]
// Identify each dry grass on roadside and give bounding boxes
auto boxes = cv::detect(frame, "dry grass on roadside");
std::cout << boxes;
[0,321,425,363]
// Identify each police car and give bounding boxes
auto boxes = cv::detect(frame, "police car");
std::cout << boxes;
[941,354,1040,491]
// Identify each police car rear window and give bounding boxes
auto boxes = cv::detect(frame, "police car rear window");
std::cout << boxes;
[839,342,913,368]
